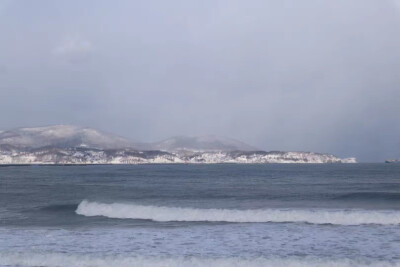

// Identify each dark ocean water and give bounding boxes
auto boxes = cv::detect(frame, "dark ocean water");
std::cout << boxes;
[1,164,400,266]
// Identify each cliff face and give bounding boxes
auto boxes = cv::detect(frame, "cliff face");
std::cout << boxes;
[0,147,356,165]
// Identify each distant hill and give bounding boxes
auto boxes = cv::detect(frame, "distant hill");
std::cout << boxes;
[147,135,258,152]
[0,125,134,149]
[0,125,257,152]
[0,125,357,164]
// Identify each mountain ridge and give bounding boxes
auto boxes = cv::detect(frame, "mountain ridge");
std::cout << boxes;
[0,125,357,164]
[0,125,259,152]
[145,135,258,152]
[0,125,134,150]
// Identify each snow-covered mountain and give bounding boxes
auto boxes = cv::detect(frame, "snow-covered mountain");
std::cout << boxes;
[0,125,357,164]
[0,125,134,150]
[148,135,257,152]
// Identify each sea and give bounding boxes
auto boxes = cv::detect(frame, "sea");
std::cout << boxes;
[1,163,400,266]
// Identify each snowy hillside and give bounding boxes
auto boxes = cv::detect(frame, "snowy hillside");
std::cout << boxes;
[0,125,356,164]
[0,125,134,149]
[0,147,356,165]
[149,135,257,152]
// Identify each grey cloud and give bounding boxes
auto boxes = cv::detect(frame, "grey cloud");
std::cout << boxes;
[52,36,94,62]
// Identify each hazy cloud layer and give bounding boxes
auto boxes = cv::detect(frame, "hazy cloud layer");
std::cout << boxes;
[53,36,94,62]
[0,0,399,161]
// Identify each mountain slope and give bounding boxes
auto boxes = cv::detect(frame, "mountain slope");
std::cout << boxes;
[149,135,258,152]
[0,125,134,149]
[0,125,357,164]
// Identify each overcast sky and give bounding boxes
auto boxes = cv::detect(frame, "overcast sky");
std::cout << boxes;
[0,0,399,162]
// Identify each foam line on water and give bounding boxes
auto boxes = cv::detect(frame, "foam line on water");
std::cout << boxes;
[1,252,399,267]
[75,200,400,225]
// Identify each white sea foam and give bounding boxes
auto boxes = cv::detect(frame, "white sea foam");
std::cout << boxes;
[75,200,400,225]
[1,252,398,267]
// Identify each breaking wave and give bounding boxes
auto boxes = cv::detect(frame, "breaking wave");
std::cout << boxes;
[75,200,400,225]
[1,252,398,267]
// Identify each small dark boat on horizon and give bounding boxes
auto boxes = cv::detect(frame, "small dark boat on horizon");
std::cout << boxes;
[385,159,400,163]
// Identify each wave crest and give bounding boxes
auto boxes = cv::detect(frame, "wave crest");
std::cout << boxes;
[75,200,400,225]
